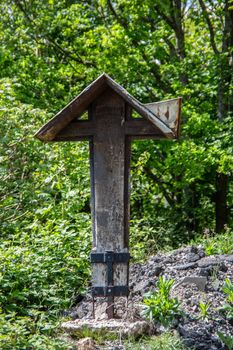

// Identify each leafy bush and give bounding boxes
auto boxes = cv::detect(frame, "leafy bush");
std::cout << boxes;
[0,221,91,349]
[219,279,233,322]
[0,312,72,350]
[142,277,182,327]
[0,80,91,348]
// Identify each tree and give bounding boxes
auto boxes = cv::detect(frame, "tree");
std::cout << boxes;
[0,0,233,244]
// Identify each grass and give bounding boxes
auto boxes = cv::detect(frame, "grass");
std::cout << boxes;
[70,326,118,344]
[125,332,187,350]
[193,229,233,255]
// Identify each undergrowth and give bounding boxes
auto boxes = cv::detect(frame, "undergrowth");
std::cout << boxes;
[142,277,182,327]
[125,332,187,350]
[0,222,91,350]
[193,229,233,256]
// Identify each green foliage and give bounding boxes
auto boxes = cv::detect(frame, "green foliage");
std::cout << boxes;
[142,277,182,327]
[0,313,72,350]
[193,229,233,256]
[219,278,233,322]
[223,279,233,305]
[218,332,233,350]
[71,326,118,344]
[199,301,211,321]
[0,80,91,348]
[0,0,233,348]
[125,332,187,350]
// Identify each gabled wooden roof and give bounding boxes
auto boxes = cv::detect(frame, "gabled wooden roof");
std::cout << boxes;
[35,73,180,141]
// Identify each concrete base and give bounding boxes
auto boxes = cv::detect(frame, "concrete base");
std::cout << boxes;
[61,318,152,338]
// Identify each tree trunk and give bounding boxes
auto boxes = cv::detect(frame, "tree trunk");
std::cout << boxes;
[214,1,232,232]
[215,173,228,232]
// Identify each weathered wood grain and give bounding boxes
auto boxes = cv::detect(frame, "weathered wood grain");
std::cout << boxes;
[124,118,164,136]
[54,120,94,141]
[90,90,129,288]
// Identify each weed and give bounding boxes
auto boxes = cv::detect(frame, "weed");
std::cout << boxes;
[142,276,182,327]
[219,278,233,322]
[193,229,233,256]
[218,332,233,350]
[71,326,118,344]
[223,279,233,304]
[199,301,211,321]
[125,332,187,350]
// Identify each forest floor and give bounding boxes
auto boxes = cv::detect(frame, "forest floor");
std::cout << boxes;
[64,245,233,350]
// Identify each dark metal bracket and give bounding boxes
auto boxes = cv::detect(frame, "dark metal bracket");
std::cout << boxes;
[92,286,129,297]
[90,251,130,318]
[90,251,130,264]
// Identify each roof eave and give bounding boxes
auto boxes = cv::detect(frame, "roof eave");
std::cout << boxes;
[35,73,175,141]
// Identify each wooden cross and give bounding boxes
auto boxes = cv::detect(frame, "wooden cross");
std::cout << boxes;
[35,73,181,319]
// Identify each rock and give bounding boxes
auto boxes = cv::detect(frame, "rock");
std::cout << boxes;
[186,253,200,262]
[122,320,152,337]
[177,324,192,338]
[199,266,214,277]
[95,302,108,320]
[174,262,197,270]
[62,319,152,339]
[219,263,228,272]
[198,250,206,258]
[219,254,233,262]
[133,280,150,293]
[198,257,221,268]
[148,264,163,276]
[66,245,233,350]
[76,338,96,350]
[190,246,199,254]
[163,256,174,264]
[183,337,196,347]
[212,279,221,291]
[175,276,207,291]
[148,255,162,263]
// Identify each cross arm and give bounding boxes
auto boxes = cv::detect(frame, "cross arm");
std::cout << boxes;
[53,117,167,141]
[53,120,95,141]
[125,118,167,139]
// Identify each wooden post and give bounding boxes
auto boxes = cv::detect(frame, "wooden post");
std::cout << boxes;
[35,73,181,319]
[90,90,130,317]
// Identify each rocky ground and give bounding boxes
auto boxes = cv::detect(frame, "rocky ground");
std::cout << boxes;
[66,246,233,349]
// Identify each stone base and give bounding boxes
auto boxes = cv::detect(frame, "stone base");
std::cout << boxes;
[61,318,152,338]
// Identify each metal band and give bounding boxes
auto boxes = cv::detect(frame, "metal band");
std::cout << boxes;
[90,251,130,263]
[92,286,129,297]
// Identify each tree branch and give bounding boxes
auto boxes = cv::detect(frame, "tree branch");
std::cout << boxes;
[144,166,175,207]
[164,36,179,59]
[198,0,219,54]
[106,0,174,94]
[107,0,128,28]
[14,0,96,67]
[153,3,178,32]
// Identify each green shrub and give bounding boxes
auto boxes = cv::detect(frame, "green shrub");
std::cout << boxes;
[142,277,182,327]
[219,278,233,321]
